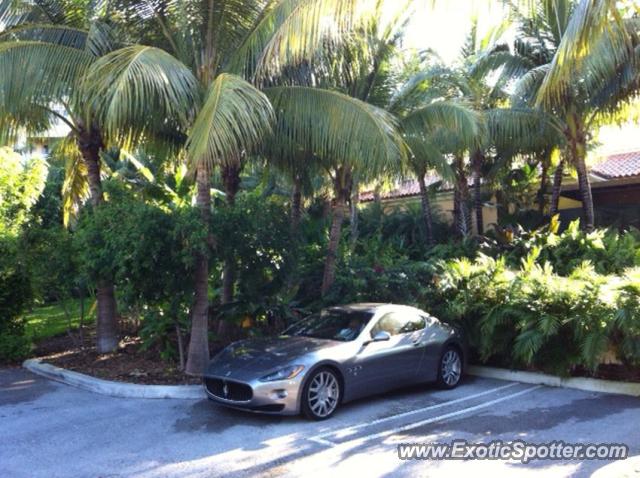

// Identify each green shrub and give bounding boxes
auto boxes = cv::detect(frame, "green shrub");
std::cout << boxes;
[0,239,32,362]
[484,218,640,276]
[427,248,640,375]
[74,183,206,360]
[212,193,298,329]
[325,260,434,307]
[612,270,640,366]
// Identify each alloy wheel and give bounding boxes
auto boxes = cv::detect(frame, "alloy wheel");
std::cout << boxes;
[440,349,462,387]
[307,370,339,418]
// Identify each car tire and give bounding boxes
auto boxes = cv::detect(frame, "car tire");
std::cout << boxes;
[436,345,463,389]
[301,367,342,420]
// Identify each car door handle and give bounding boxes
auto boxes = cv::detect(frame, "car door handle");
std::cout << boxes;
[412,340,422,347]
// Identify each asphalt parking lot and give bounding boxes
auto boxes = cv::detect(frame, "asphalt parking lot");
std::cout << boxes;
[2,367,640,478]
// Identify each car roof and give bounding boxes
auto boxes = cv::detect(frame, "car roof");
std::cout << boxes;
[326,303,417,314]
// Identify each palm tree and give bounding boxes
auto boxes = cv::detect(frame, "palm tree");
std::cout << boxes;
[0,0,137,353]
[256,1,410,295]
[488,0,639,230]
[267,86,405,295]
[79,0,392,373]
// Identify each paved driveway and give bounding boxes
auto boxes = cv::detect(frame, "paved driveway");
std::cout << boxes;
[1,367,639,478]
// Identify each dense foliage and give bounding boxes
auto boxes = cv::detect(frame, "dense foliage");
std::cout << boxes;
[0,238,32,361]
[0,0,637,376]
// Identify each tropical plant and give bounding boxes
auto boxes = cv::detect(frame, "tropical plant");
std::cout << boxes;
[488,0,640,230]
[0,147,48,237]
[78,0,398,373]
[0,237,32,362]
[74,182,205,368]
[0,0,137,352]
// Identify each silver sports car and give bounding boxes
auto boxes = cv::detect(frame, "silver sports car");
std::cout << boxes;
[203,303,465,420]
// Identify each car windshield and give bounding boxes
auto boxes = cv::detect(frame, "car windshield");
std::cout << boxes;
[284,309,373,342]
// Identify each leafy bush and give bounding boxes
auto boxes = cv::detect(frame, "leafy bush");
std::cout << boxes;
[21,226,79,304]
[0,148,48,237]
[211,193,299,330]
[0,238,32,362]
[75,183,206,361]
[355,202,451,260]
[324,260,434,307]
[427,249,640,375]
[483,218,640,275]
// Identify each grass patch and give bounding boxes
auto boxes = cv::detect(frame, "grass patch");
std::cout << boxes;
[24,299,95,340]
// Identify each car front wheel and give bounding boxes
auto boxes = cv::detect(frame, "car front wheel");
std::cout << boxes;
[301,367,341,420]
[436,346,462,389]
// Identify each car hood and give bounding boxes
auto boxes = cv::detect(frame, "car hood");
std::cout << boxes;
[205,336,336,380]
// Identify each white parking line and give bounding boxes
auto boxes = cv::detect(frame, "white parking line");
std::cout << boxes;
[309,385,541,447]
[310,382,519,444]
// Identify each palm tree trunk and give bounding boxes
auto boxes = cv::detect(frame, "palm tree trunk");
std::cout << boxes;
[567,112,594,231]
[538,158,549,214]
[185,164,211,376]
[78,131,119,354]
[454,155,471,238]
[550,159,564,217]
[453,184,461,234]
[220,162,241,305]
[574,146,595,231]
[290,175,302,234]
[349,179,359,251]
[472,150,484,235]
[373,184,382,208]
[417,173,434,246]
[321,171,349,296]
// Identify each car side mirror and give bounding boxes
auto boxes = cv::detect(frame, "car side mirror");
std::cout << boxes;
[365,330,391,344]
[373,331,391,342]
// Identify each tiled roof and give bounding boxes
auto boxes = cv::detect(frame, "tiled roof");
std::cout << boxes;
[360,174,462,202]
[361,150,640,202]
[592,151,640,179]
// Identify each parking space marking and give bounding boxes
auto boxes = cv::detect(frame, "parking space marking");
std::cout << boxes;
[310,382,519,444]
[309,385,542,447]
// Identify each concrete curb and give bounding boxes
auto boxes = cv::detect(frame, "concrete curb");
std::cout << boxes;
[468,365,640,397]
[23,359,206,400]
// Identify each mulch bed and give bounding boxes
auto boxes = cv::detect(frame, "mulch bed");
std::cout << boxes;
[32,324,202,385]
[571,364,640,383]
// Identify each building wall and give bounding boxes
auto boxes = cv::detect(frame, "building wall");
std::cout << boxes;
[558,196,582,210]
[368,191,498,234]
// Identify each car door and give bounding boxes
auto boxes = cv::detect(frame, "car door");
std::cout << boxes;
[349,311,427,396]
[414,313,445,382]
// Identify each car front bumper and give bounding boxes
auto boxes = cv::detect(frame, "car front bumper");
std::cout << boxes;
[203,374,304,415]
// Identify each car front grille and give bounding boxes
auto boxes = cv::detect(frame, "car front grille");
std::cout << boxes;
[204,377,253,402]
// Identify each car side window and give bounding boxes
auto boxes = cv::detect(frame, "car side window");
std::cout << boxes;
[399,314,426,333]
[370,313,403,337]
[370,312,426,337]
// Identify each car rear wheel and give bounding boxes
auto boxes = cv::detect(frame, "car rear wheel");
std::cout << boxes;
[437,346,462,389]
[302,367,341,420]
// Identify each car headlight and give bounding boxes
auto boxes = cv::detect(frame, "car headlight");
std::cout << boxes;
[260,365,305,382]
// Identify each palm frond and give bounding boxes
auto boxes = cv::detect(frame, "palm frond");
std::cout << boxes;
[57,138,89,228]
[486,107,563,153]
[0,41,92,125]
[401,100,484,151]
[0,23,88,48]
[471,46,537,83]
[85,20,119,57]
[403,133,455,182]
[536,0,630,106]
[580,17,640,116]
[82,45,200,139]
[512,64,551,106]
[266,85,405,179]
[228,0,379,80]
[188,73,274,171]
